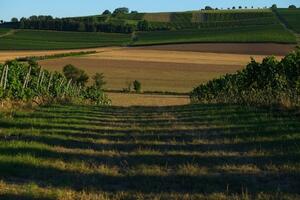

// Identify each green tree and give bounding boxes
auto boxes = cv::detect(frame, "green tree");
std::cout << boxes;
[204,6,213,10]
[11,17,18,22]
[63,64,89,86]
[93,73,106,90]
[288,5,297,9]
[113,7,129,15]
[102,10,111,15]
[137,20,149,31]
[133,80,141,93]
[271,4,277,9]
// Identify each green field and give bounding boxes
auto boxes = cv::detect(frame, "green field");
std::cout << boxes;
[0,104,299,199]
[133,24,296,45]
[0,28,11,36]
[0,9,298,50]
[276,8,300,33]
[0,29,131,50]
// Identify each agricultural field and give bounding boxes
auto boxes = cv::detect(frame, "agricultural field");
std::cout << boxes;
[276,8,300,33]
[0,29,131,50]
[38,47,278,93]
[133,24,296,45]
[0,104,299,199]
[0,28,11,36]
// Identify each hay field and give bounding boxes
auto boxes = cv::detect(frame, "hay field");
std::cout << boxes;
[107,93,189,106]
[39,47,281,93]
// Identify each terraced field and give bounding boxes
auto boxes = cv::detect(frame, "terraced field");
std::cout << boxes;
[0,29,131,50]
[133,25,296,46]
[276,8,300,33]
[0,104,299,199]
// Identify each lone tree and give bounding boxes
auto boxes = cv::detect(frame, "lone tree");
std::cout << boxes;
[288,5,297,9]
[11,17,18,22]
[93,73,106,90]
[113,7,129,15]
[204,6,213,10]
[102,10,111,15]
[63,64,89,86]
[133,80,142,93]
[271,4,277,9]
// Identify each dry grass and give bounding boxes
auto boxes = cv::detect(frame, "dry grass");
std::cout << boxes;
[38,48,282,92]
[107,93,189,106]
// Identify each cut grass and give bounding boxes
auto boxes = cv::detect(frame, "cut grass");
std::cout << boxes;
[276,8,300,33]
[133,24,296,45]
[0,104,299,199]
[0,29,131,50]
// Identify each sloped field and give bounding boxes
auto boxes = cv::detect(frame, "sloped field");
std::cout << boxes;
[0,104,299,199]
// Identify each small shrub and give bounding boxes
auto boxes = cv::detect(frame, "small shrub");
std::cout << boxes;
[133,80,142,93]
[63,64,89,86]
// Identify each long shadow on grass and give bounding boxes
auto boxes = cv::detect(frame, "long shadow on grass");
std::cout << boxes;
[0,161,299,194]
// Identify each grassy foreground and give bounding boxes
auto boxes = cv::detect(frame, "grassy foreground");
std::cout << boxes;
[0,104,299,199]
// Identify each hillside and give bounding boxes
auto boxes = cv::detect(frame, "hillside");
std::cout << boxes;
[275,8,300,33]
[0,104,299,199]
[0,29,130,50]
[0,9,298,50]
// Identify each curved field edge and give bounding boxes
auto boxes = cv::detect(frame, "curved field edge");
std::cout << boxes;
[0,104,299,199]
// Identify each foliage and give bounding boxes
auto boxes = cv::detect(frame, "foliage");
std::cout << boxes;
[11,18,18,23]
[133,80,142,93]
[0,61,110,105]
[102,10,111,15]
[113,7,130,16]
[190,48,300,107]
[63,64,89,87]
[16,51,97,62]
[93,73,106,90]
[137,20,149,31]
[289,5,297,9]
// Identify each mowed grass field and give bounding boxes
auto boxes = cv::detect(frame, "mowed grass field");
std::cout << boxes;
[0,29,131,50]
[0,104,299,199]
[39,47,283,93]
[133,25,296,46]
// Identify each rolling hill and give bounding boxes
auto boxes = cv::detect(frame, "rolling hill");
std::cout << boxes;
[0,9,298,50]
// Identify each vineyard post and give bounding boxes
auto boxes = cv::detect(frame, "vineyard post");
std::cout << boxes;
[3,65,9,90]
[47,73,53,91]
[23,66,32,91]
[0,65,6,88]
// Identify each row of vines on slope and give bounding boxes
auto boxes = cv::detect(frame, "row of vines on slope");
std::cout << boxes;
[190,48,300,107]
[0,60,110,105]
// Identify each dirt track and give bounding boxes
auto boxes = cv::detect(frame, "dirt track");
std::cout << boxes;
[133,43,296,56]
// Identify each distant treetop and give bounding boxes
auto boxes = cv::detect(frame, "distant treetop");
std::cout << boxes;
[288,5,297,9]
[102,10,111,15]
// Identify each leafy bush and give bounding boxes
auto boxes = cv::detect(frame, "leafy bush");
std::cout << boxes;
[133,80,142,93]
[190,48,300,107]
[63,64,89,86]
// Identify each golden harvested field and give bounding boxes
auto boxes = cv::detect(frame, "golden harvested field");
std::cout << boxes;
[107,92,190,106]
[0,44,288,93]
[39,47,281,92]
